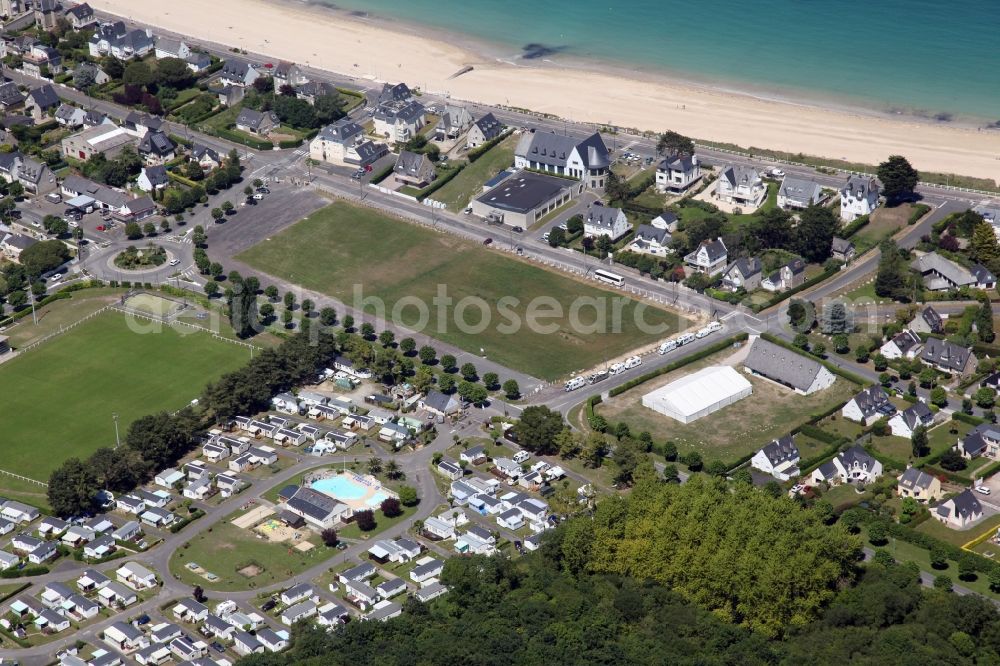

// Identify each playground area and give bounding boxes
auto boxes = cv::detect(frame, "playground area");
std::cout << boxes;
[120,292,189,321]
[308,470,396,511]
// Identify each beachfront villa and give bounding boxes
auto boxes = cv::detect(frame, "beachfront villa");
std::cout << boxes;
[839,174,880,222]
[309,119,388,167]
[715,165,765,210]
[514,130,610,190]
[655,153,701,194]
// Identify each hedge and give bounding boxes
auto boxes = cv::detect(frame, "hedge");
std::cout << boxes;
[0,582,28,604]
[862,443,907,471]
[919,464,974,487]
[607,333,750,397]
[416,162,467,201]
[841,214,871,238]
[370,162,394,185]
[754,267,839,311]
[212,127,271,150]
[0,565,49,578]
[908,203,932,225]
[759,333,870,386]
[169,508,206,533]
[277,137,303,149]
[466,131,510,163]
[168,171,199,188]
[169,133,194,148]
[796,424,842,444]
[953,412,987,426]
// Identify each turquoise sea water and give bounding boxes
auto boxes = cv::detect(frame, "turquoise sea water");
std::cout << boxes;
[322,0,999,121]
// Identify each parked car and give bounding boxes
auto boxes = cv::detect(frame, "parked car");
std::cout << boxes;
[48,273,62,282]
[245,196,257,206]
[256,187,270,194]
[512,226,523,233]
[975,485,992,495]
[252,193,264,200]
[483,238,493,246]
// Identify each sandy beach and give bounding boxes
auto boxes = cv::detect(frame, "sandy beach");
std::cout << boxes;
[90,0,1000,184]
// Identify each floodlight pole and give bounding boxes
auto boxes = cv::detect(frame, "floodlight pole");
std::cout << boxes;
[112,412,120,449]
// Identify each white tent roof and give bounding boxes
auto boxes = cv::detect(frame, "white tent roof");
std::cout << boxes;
[642,366,752,420]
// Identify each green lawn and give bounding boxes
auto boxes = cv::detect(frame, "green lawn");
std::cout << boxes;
[0,312,250,480]
[238,202,688,379]
[432,135,517,211]
[169,519,330,592]
[860,526,1000,599]
[851,204,918,253]
[596,348,859,465]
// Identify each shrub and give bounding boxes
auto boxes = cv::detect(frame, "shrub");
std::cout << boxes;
[354,509,376,531]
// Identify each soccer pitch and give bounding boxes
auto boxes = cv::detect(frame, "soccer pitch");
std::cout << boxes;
[0,311,250,481]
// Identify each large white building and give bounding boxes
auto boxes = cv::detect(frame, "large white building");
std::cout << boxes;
[641,366,752,424]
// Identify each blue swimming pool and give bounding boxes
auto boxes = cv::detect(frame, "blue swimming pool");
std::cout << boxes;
[311,475,389,507]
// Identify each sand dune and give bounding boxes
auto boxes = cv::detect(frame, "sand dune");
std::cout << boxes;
[90,0,1000,185]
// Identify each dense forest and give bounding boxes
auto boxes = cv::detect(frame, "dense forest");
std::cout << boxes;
[238,478,1000,665]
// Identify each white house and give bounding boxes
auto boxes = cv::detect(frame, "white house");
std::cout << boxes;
[629,224,672,257]
[436,460,463,481]
[422,516,456,540]
[888,402,934,438]
[880,330,923,360]
[584,204,630,241]
[810,445,883,485]
[655,153,700,193]
[777,176,825,210]
[934,489,983,529]
[104,621,148,652]
[154,468,184,488]
[750,435,800,481]
[841,386,895,425]
[280,600,317,626]
[514,130,611,190]
[410,557,444,584]
[839,174,880,222]
[716,165,765,209]
[280,583,317,607]
[116,562,157,590]
[497,508,525,531]
[684,237,728,276]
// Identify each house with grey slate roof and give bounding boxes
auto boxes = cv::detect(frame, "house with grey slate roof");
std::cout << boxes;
[514,130,610,190]
[919,338,976,377]
[629,223,672,257]
[394,150,436,188]
[720,256,762,292]
[420,390,461,417]
[684,237,728,275]
[841,385,895,425]
[584,204,630,241]
[840,174,880,222]
[435,105,474,140]
[235,108,278,136]
[751,435,801,481]
[888,402,933,439]
[655,152,701,193]
[743,337,835,395]
[88,21,153,60]
[896,466,941,503]
[777,175,826,210]
[373,100,426,144]
[934,489,982,529]
[716,164,765,209]
[810,445,882,486]
[467,112,503,148]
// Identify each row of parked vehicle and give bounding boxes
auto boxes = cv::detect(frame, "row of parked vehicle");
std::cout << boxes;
[657,320,722,355]
[564,356,642,392]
